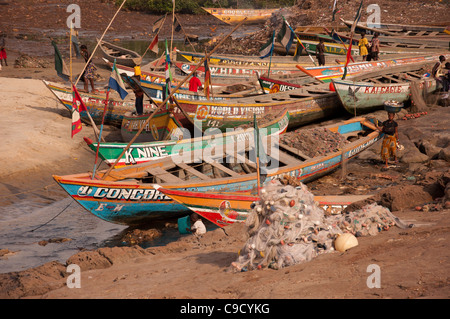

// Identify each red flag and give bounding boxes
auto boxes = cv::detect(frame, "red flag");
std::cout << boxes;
[342,39,353,79]
[71,85,87,138]
[149,35,159,54]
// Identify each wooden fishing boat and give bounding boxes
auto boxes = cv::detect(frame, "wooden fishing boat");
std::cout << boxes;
[136,75,260,103]
[331,62,437,115]
[257,74,323,94]
[53,116,381,225]
[295,54,450,83]
[120,110,184,143]
[174,60,304,80]
[158,187,371,228]
[341,19,450,37]
[84,110,290,167]
[43,80,165,127]
[327,29,450,50]
[99,39,142,67]
[154,82,340,131]
[178,50,313,68]
[202,7,278,25]
[273,38,442,57]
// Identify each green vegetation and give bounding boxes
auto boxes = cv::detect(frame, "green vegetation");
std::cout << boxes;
[115,0,295,14]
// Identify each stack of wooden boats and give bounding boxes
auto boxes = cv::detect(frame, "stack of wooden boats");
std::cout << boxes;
[53,115,381,226]
[47,18,450,227]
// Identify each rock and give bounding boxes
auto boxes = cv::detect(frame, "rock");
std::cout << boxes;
[96,246,149,266]
[438,146,450,162]
[401,148,429,163]
[418,140,441,160]
[66,251,112,271]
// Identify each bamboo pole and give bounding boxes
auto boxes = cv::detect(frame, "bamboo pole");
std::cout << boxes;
[101,18,248,180]
[74,0,127,86]
[175,13,197,53]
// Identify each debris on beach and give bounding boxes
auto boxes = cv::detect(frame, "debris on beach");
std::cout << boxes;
[231,180,409,271]
[14,54,50,68]
[280,127,350,157]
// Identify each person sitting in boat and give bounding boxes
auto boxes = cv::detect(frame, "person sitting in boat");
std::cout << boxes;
[358,33,369,61]
[80,45,97,93]
[376,112,399,169]
[186,213,206,237]
[189,72,203,93]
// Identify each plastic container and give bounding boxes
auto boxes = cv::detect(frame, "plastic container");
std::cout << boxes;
[177,215,191,234]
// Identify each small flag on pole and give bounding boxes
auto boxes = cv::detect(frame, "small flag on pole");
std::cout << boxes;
[174,16,182,32]
[152,15,166,33]
[148,34,159,54]
[71,85,87,138]
[277,19,294,54]
[108,61,129,100]
[51,41,70,81]
[259,31,275,59]
[351,0,364,33]
[164,39,173,104]
[343,0,364,79]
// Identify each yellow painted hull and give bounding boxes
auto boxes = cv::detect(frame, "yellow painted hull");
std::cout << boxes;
[202,7,278,25]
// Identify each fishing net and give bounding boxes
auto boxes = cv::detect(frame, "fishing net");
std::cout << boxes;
[231,180,411,271]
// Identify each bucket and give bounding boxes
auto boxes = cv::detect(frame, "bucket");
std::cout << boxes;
[178,215,191,234]
[384,100,403,113]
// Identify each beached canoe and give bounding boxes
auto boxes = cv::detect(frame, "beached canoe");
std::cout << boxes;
[202,7,278,25]
[174,60,304,80]
[178,50,313,68]
[146,82,340,131]
[84,109,290,167]
[158,187,371,228]
[99,39,142,67]
[53,116,381,226]
[332,62,437,115]
[43,80,192,129]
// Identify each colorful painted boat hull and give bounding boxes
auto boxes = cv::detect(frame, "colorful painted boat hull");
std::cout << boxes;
[159,188,371,228]
[332,77,436,115]
[53,117,381,226]
[86,110,290,167]
[202,7,278,25]
[120,111,184,143]
[173,89,340,131]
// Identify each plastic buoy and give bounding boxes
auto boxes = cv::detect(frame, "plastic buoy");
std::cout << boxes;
[334,233,359,252]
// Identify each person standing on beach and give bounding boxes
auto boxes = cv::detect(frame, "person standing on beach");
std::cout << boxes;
[80,45,97,93]
[189,72,203,93]
[315,37,326,66]
[358,33,369,61]
[370,32,380,61]
[376,112,399,168]
[0,31,7,67]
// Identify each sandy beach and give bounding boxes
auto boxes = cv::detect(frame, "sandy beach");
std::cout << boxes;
[1,0,450,302]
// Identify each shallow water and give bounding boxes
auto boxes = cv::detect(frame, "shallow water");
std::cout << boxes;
[0,197,129,273]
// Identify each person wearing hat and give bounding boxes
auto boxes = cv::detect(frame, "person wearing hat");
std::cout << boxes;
[376,112,399,168]
[0,31,7,67]
[132,67,144,116]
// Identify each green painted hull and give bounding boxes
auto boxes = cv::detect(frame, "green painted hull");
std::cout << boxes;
[87,111,290,167]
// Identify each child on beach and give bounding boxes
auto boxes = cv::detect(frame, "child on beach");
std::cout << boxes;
[186,213,206,237]
[376,112,399,168]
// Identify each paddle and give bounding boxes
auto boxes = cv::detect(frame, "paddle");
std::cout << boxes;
[100,18,248,180]
[295,65,325,83]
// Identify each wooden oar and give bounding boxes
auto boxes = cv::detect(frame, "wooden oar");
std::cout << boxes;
[295,65,325,83]
[101,18,248,180]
